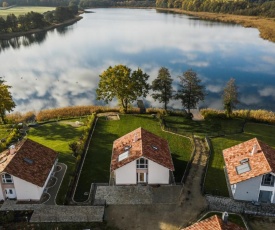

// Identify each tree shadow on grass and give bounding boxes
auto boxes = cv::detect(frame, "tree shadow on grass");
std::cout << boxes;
[29,122,84,141]
[172,153,188,183]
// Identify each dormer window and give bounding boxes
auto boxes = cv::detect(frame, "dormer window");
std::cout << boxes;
[2,173,13,183]
[262,174,275,186]
[137,158,148,169]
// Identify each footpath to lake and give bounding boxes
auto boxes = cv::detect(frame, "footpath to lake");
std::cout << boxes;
[158,8,275,43]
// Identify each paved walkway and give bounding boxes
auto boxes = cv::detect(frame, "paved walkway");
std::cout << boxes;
[95,185,181,205]
[44,163,67,205]
[0,200,104,223]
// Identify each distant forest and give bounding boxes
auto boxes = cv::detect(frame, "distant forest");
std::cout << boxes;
[1,0,275,17]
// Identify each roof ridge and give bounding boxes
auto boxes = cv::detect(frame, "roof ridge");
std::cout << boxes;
[255,138,272,172]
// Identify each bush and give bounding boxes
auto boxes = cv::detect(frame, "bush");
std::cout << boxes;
[200,109,227,120]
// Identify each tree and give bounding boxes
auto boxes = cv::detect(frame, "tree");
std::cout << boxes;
[69,141,79,157]
[222,78,239,117]
[0,77,16,124]
[151,67,173,111]
[96,65,150,113]
[174,69,205,114]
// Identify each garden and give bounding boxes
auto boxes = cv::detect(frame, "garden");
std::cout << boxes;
[73,114,193,202]
[27,118,89,204]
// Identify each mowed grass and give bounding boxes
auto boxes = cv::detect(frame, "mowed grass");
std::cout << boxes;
[204,122,275,196]
[0,6,55,19]
[27,119,86,204]
[163,116,244,137]
[74,114,192,201]
[0,127,10,140]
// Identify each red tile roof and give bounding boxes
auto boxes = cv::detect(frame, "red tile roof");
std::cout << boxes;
[182,215,245,230]
[111,127,174,171]
[223,138,275,184]
[0,139,58,187]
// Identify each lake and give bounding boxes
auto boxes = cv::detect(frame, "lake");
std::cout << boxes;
[1,8,275,112]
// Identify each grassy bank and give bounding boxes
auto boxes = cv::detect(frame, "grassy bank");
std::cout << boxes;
[204,122,275,196]
[158,8,275,43]
[0,6,55,19]
[74,114,192,202]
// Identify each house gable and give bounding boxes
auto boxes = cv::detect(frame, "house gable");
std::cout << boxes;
[223,138,275,185]
[111,127,174,172]
[0,139,58,187]
[182,215,245,230]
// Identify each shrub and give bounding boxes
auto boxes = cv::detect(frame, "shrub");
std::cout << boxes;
[200,109,227,119]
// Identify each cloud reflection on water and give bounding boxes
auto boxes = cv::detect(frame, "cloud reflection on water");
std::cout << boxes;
[1,9,275,112]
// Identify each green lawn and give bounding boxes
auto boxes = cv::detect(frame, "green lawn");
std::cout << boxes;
[0,6,55,19]
[74,114,192,201]
[27,119,86,204]
[0,127,10,140]
[163,116,245,137]
[204,122,275,196]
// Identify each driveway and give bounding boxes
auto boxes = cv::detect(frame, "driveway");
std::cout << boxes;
[43,163,67,205]
[104,138,209,230]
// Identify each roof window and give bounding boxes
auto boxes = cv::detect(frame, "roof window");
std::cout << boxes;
[236,162,251,174]
[240,158,249,164]
[151,145,158,150]
[24,157,34,164]
[124,145,132,151]
[118,151,129,162]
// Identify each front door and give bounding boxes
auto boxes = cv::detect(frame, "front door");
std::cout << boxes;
[5,188,16,199]
[138,172,147,183]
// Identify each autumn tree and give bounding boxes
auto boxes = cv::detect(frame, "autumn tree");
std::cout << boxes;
[96,65,150,113]
[223,78,239,118]
[0,77,16,124]
[151,67,173,111]
[174,69,205,114]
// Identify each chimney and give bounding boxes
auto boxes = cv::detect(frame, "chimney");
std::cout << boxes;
[9,145,16,155]
[250,144,257,156]
[222,212,228,224]
[133,133,138,142]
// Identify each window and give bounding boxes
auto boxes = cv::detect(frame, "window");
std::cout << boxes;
[2,174,13,183]
[118,151,129,162]
[262,174,275,186]
[136,158,148,169]
[236,162,251,174]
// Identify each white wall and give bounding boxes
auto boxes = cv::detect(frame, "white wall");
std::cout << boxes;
[13,176,43,200]
[148,160,170,184]
[233,175,262,201]
[115,160,136,185]
[0,185,4,200]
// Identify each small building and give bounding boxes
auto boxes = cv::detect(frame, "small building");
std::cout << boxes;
[181,214,245,230]
[110,127,174,185]
[223,138,275,203]
[0,139,58,201]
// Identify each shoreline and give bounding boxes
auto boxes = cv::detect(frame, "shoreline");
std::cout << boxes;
[0,16,83,40]
[157,8,275,43]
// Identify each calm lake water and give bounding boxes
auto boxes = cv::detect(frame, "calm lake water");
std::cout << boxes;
[1,8,275,112]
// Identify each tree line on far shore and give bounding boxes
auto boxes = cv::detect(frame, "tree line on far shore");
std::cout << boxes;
[0,2,78,33]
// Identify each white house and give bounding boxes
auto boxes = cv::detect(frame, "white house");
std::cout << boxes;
[110,127,174,185]
[223,138,275,203]
[0,138,58,201]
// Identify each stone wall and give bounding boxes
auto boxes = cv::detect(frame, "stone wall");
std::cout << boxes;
[206,195,275,216]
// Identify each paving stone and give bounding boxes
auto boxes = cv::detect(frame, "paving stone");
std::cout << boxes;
[95,185,181,205]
